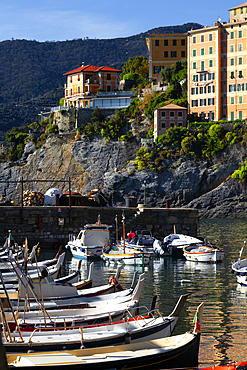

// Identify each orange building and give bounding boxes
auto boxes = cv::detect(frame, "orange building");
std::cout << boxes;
[64,64,121,108]
[188,3,247,121]
[146,33,187,80]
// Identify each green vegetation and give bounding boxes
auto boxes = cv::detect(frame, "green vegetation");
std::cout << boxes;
[78,107,128,141]
[5,126,29,161]
[120,56,149,80]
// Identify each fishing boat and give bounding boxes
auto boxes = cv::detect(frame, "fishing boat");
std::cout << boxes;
[3,274,145,331]
[66,219,111,259]
[231,240,247,286]
[183,245,225,263]
[2,294,188,353]
[0,252,66,287]
[7,302,203,370]
[101,244,150,265]
[1,263,123,308]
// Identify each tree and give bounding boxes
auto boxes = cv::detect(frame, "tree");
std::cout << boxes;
[120,56,149,79]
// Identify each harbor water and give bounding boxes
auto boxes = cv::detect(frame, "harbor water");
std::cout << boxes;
[39,218,247,367]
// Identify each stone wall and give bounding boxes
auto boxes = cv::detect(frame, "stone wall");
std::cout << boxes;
[0,206,198,248]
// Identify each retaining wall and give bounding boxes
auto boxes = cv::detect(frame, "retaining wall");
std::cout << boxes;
[0,206,198,248]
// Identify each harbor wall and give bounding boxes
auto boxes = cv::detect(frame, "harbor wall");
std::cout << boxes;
[0,206,198,248]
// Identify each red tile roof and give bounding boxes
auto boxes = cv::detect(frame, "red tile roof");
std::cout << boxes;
[64,64,121,75]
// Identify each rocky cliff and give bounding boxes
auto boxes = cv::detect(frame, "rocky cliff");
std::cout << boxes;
[1,133,247,218]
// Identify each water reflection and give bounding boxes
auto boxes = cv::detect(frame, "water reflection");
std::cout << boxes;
[39,218,247,367]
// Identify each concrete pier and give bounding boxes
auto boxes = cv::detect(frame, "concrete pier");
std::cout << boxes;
[0,206,198,247]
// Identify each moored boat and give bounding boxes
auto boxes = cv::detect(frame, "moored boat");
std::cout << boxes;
[183,245,225,263]
[7,302,204,370]
[231,240,247,286]
[101,244,150,265]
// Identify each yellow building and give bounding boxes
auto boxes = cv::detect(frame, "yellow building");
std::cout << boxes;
[146,33,187,80]
[188,3,247,121]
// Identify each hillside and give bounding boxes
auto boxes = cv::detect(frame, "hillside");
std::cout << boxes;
[0,22,201,104]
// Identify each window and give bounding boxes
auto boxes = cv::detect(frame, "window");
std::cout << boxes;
[201,61,204,71]
[153,66,161,74]
[162,122,166,128]
[201,48,205,56]
[78,86,80,93]
[193,62,196,69]
[239,111,242,119]
[171,51,177,58]
[209,34,212,41]
[192,100,198,107]
[161,111,166,116]
[209,46,213,54]
[164,40,168,46]
[209,60,213,67]
[239,44,243,51]
[230,58,234,66]
[155,40,159,46]
[230,31,234,39]
[173,39,177,46]
[200,99,206,106]
[239,30,243,38]
[239,96,243,104]
[164,51,168,58]
[231,71,235,78]
[170,111,175,117]
[229,84,236,92]
[208,86,212,93]
[178,111,183,116]
[200,87,203,94]
[181,39,186,46]
[193,49,196,57]
[107,86,111,91]
[239,70,243,78]
[234,9,236,15]
[107,74,111,80]
[201,35,204,42]
[231,96,234,104]
[181,51,186,58]
[239,57,243,65]
[208,98,215,105]
[231,112,234,120]
[230,45,234,52]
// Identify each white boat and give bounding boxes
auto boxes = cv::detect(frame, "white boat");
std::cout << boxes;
[7,302,203,370]
[0,252,66,285]
[66,223,111,259]
[162,233,212,256]
[3,274,145,330]
[2,294,188,353]
[183,245,225,263]
[231,240,247,286]
[101,244,150,265]
[2,263,122,307]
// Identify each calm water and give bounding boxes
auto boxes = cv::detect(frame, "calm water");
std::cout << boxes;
[40,218,247,367]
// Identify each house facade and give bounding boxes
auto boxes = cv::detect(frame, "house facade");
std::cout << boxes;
[63,64,122,108]
[188,2,247,121]
[154,103,187,140]
[146,33,187,80]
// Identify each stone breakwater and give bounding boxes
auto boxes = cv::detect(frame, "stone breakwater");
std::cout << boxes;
[0,206,198,247]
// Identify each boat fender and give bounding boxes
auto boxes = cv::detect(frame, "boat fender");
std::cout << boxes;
[109,276,124,291]
[124,332,131,344]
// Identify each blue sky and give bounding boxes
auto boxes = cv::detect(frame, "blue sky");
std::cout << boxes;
[0,0,238,42]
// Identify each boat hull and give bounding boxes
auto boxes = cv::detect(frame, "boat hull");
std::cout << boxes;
[7,333,200,370]
[231,258,247,286]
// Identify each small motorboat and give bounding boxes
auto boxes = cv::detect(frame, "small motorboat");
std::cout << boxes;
[162,233,213,256]
[183,245,225,263]
[7,302,203,370]
[66,222,111,259]
[231,240,247,286]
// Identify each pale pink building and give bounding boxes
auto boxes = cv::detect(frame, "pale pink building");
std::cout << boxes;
[153,103,187,139]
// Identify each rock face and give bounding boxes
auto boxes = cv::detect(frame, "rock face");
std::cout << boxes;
[1,133,247,218]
